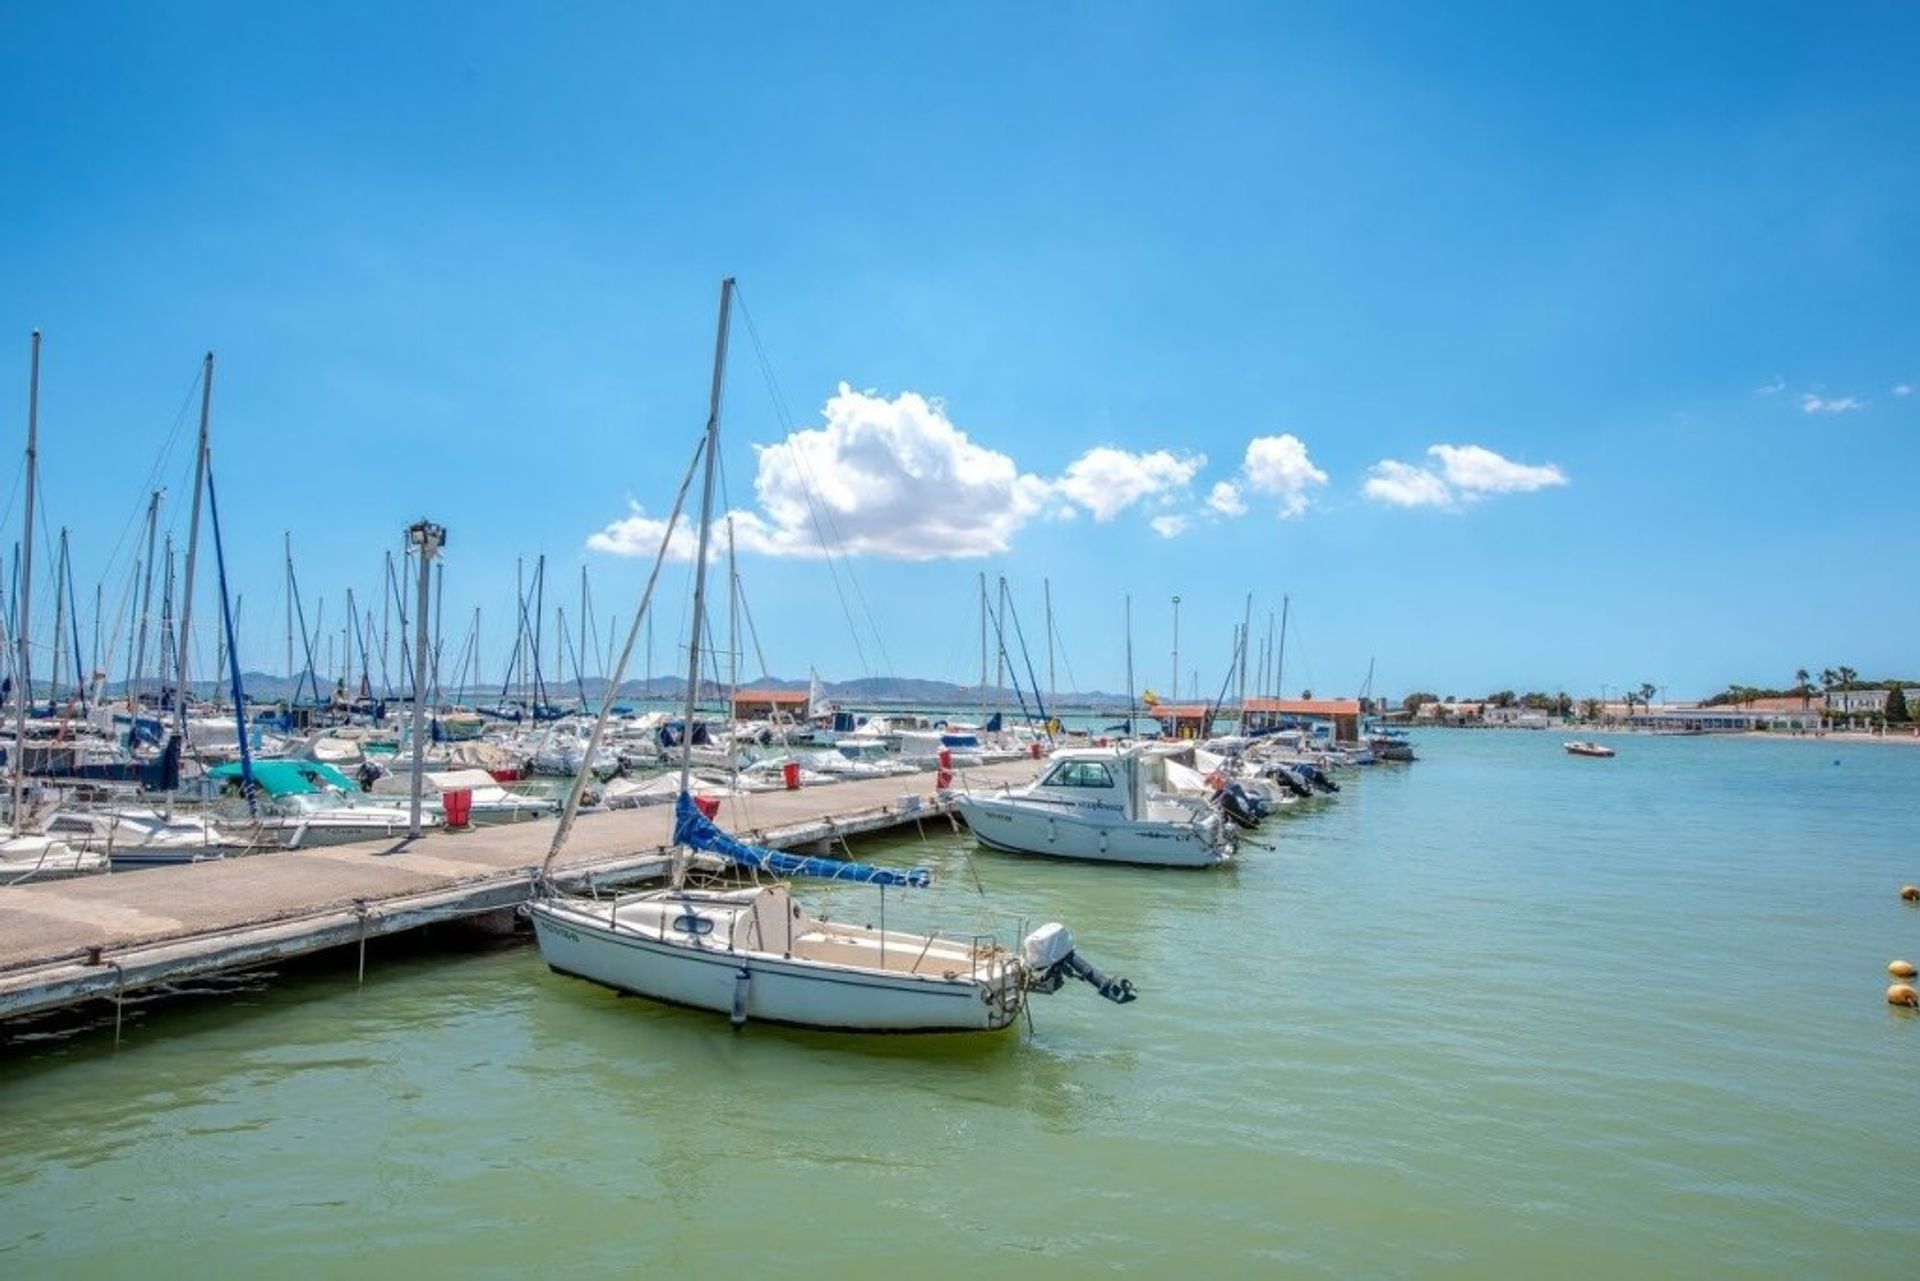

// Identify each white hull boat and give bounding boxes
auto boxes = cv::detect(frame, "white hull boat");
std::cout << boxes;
[954,747,1232,868]
[531,884,1029,1033]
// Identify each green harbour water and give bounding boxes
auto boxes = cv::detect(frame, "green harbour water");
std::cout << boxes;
[4,730,1919,1277]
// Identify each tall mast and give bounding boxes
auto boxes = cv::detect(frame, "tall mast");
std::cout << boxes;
[1237,591,1252,728]
[284,532,294,693]
[533,553,546,709]
[977,571,987,706]
[173,351,212,748]
[994,575,1007,718]
[49,528,67,710]
[1276,594,1290,701]
[512,555,523,704]
[1124,594,1135,737]
[9,331,40,825]
[1044,576,1055,708]
[578,564,589,698]
[433,559,445,706]
[382,550,394,697]
[676,276,733,816]
[131,491,162,713]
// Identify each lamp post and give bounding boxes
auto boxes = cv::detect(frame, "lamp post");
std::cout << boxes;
[406,519,446,840]
[1171,594,1181,703]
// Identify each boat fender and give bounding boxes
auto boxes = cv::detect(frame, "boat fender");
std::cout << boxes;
[731,967,752,1027]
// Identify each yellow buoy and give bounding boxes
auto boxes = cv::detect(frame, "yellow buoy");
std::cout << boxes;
[1903,885,1920,902]
[1891,960,1919,980]
[1889,984,1920,1008]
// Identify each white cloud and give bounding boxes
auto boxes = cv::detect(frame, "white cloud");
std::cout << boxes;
[1206,480,1246,517]
[1362,443,1566,509]
[1149,514,1188,539]
[1054,446,1205,522]
[1362,459,1455,508]
[587,503,703,561]
[1241,434,1329,518]
[1800,393,1864,415]
[589,385,1214,562]
[1756,377,1786,396]
[1427,443,1567,495]
[1893,383,1912,398]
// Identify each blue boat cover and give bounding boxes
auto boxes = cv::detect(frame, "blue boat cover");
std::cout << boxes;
[671,792,932,888]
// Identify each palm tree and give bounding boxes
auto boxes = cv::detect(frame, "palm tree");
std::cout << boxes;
[1795,668,1811,709]
[1820,667,1837,690]
[1638,682,1658,711]
[1837,665,1858,690]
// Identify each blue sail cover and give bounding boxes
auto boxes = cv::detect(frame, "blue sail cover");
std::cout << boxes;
[671,792,932,888]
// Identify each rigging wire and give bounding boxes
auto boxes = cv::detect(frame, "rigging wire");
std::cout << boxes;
[732,285,896,680]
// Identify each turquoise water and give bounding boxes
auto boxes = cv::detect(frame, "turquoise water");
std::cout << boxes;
[4,731,1919,1277]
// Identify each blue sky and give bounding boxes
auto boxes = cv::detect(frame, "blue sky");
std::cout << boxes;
[1,3,1914,701]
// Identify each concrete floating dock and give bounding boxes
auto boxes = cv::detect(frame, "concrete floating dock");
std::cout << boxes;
[0,761,1041,1022]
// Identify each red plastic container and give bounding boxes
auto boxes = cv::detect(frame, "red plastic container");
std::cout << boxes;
[1029,740,1043,759]
[693,794,722,820]
[782,760,801,791]
[443,788,473,829]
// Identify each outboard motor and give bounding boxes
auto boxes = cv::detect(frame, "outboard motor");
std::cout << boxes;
[1217,781,1263,830]
[1298,762,1340,794]
[1022,924,1137,1004]
[1269,765,1313,798]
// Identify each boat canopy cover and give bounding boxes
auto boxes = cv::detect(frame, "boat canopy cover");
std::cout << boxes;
[671,791,931,888]
[209,759,357,797]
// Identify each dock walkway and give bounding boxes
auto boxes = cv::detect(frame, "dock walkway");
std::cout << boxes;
[0,761,1039,1021]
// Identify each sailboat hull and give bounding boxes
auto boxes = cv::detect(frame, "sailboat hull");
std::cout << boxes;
[529,891,1022,1033]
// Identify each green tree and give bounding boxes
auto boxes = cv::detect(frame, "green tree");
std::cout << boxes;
[1794,668,1812,709]
[1889,686,1910,724]
[1638,682,1658,710]
[1837,666,1859,690]
[1580,697,1602,720]
[1403,691,1439,715]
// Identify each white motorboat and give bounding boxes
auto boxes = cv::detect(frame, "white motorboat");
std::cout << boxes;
[1565,740,1617,758]
[369,767,560,825]
[38,807,243,868]
[953,746,1233,868]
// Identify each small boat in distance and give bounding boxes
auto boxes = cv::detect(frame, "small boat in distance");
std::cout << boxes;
[1564,740,1616,758]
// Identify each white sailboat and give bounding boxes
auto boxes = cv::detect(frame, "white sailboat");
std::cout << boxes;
[528,279,1134,1032]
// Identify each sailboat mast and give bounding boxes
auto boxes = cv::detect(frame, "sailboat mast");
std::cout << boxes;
[676,277,733,808]
[49,529,67,710]
[1237,591,1252,728]
[977,571,986,706]
[10,331,40,825]
[284,532,294,693]
[994,575,1007,718]
[1276,594,1290,701]
[173,352,212,747]
[1124,594,1136,736]
[131,491,162,713]
[1044,576,1055,709]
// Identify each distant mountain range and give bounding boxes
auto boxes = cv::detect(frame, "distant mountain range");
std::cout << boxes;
[73,671,1147,710]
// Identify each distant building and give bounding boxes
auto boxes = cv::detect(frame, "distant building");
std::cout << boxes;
[1153,704,1216,740]
[1823,688,1920,716]
[1242,697,1363,743]
[1632,706,1821,733]
[1482,707,1552,729]
[730,689,810,720]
